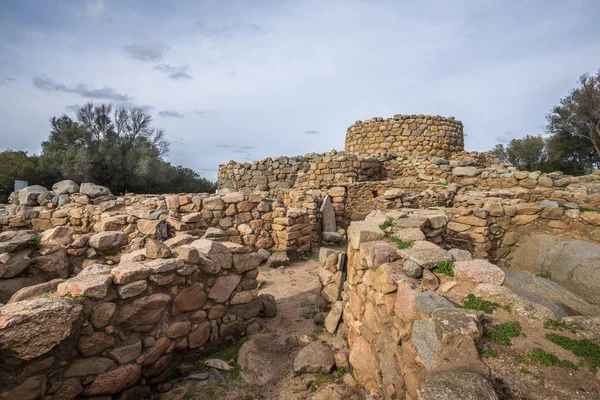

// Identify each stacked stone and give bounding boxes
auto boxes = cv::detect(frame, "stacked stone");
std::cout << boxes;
[318,215,501,399]
[345,114,464,158]
[217,151,383,192]
[0,237,276,399]
[271,207,312,254]
[447,200,600,260]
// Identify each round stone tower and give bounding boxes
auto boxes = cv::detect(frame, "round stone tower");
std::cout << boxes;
[345,114,464,158]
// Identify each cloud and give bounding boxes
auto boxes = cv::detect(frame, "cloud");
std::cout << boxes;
[1,76,16,85]
[195,111,208,117]
[123,42,168,62]
[33,76,131,101]
[65,104,81,113]
[158,110,184,118]
[303,129,319,135]
[237,145,255,150]
[154,64,192,80]
[118,102,154,112]
[216,144,236,148]
[85,0,105,19]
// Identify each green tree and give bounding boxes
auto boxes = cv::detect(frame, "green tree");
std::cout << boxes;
[37,103,215,194]
[546,70,600,171]
[489,135,548,171]
[0,150,59,202]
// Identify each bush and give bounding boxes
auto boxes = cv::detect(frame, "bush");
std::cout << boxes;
[432,260,454,277]
[484,321,522,346]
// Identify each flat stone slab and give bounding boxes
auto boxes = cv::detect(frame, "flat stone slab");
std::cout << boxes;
[398,247,451,269]
[412,319,441,369]
[454,260,505,285]
[420,371,499,400]
[347,221,385,250]
[432,308,483,340]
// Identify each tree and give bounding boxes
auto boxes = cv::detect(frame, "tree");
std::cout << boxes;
[488,135,547,171]
[546,70,600,170]
[0,150,59,202]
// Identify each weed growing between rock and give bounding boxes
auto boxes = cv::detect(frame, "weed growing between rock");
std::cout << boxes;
[536,271,552,279]
[379,218,393,231]
[390,237,413,250]
[308,368,348,393]
[484,321,522,346]
[432,260,454,277]
[462,294,501,314]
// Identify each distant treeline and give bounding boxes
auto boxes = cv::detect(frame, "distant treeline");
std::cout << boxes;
[0,103,216,202]
[489,69,600,175]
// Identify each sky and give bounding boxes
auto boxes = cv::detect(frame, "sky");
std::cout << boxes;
[1,0,599,181]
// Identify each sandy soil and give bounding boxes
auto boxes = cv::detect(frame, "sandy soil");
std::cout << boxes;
[161,258,348,400]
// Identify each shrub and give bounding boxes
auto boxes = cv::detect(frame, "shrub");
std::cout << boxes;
[379,218,393,231]
[432,260,454,277]
[546,333,600,373]
[462,294,501,314]
[484,321,522,346]
[390,237,412,250]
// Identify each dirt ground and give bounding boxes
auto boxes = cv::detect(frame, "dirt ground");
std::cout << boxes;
[161,258,348,400]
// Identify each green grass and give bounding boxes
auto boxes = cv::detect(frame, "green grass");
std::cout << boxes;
[27,235,41,247]
[308,368,348,393]
[527,348,578,370]
[484,321,522,346]
[390,237,413,250]
[432,260,454,277]
[182,393,193,400]
[379,218,393,231]
[519,367,545,386]
[504,262,513,269]
[197,360,208,372]
[545,333,600,373]
[536,271,552,279]
[462,294,501,314]
[266,248,276,254]
[62,293,93,303]
[544,319,583,334]
[217,337,249,362]
[482,346,499,358]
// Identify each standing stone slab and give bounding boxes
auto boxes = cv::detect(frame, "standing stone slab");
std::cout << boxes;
[412,319,441,369]
[324,301,343,333]
[320,195,337,232]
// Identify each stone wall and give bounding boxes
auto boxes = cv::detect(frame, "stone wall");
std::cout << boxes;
[345,114,464,158]
[318,211,502,399]
[217,151,382,191]
[0,236,276,399]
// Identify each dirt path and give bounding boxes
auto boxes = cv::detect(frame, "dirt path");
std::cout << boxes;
[162,259,348,400]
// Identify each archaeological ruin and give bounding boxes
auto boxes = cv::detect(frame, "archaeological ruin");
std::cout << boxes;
[1,113,600,399]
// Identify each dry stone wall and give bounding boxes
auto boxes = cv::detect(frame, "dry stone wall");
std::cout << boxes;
[0,236,276,399]
[345,114,464,158]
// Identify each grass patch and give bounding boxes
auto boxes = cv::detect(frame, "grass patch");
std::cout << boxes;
[62,293,93,303]
[462,294,501,314]
[536,271,552,279]
[484,321,522,346]
[544,319,583,334]
[27,235,42,247]
[504,262,513,269]
[197,360,208,372]
[432,260,454,277]
[217,337,249,362]
[379,218,393,231]
[308,368,348,393]
[482,346,499,359]
[390,237,412,250]
[519,367,545,386]
[546,333,600,373]
[266,248,276,254]
[527,348,578,370]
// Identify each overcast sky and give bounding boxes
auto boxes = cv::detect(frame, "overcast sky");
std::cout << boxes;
[1,0,599,180]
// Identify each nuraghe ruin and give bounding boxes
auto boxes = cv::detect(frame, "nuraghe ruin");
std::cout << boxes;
[1,114,600,399]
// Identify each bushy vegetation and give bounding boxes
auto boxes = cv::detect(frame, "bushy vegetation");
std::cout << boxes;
[432,260,454,277]
[379,218,393,231]
[543,319,583,334]
[484,321,522,346]
[462,294,501,314]
[545,333,600,373]
[527,347,578,370]
[0,103,216,202]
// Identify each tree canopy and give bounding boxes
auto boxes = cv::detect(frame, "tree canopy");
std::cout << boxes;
[0,103,216,202]
[489,69,600,175]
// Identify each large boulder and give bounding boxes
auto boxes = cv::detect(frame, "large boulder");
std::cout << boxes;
[52,180,80,195]
[191,239,232,272]
[0,249,34,278]
[116,294,171,331]
[0,297,83,360]
[509,233,600,304]
[0,230,36,254]
[80,183,111,198]
[237,333,289,386]
[83,364,141,396]
[293,341,335,374]
[419,371,499,400]
[18,185,48,206]
[454,260,505,285]
[89,231,128,253]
